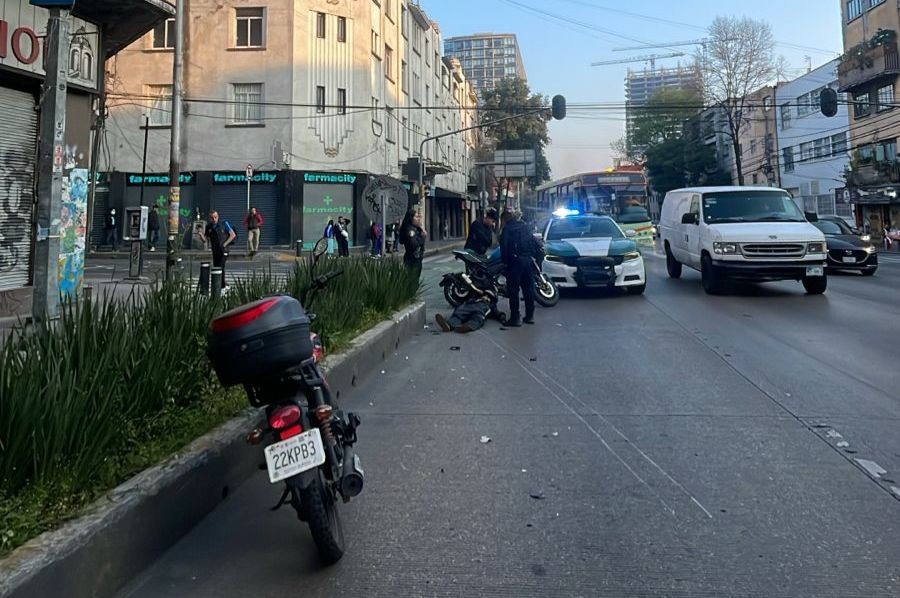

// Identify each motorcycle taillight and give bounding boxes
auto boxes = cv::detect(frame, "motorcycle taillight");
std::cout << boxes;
[269,405,302,432]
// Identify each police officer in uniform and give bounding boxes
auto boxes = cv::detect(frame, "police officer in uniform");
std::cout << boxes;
[400,210,427,276]
[500,210,538,327]
[465,208,498,256]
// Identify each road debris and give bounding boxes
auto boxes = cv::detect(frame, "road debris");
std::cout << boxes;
[480,436,491,444]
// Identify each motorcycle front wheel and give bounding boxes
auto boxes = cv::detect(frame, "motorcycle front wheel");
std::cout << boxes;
[300,469,346,565]
[535,275,560,307]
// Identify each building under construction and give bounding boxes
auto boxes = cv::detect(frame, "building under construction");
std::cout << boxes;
[625,64,703,156]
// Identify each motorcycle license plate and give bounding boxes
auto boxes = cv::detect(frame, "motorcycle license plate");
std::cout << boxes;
[264,428,326,484]
[841,257,856,264]
[806,266,824,277]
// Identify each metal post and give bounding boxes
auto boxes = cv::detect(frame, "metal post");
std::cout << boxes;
[198,261,210,295]
[166,0,186,281]
[296,239,303,257]
[139,116,149,207]
[210,267,223,297]
[32,8,71,324]
[128,240,144,279]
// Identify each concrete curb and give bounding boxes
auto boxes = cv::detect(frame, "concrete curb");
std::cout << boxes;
[0,301,426,598]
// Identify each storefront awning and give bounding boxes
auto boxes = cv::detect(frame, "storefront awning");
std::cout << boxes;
[434,187,465,201]
[74,0,175,57]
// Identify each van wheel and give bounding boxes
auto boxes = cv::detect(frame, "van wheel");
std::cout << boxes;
[665,244,682,279]
[701,254,723,295]
[802,275,827,295]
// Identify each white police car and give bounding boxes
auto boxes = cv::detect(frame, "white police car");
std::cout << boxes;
[540,211,647,295]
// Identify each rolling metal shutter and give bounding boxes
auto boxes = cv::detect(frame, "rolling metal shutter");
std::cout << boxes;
[211,185,279,248]
[0,87,38,291]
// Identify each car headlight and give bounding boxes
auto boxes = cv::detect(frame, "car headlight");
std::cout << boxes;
[807,242,826,254]
[864,244,877,254]
[713,242,739,255]
[861,234,871,242]
[623,251,641,261]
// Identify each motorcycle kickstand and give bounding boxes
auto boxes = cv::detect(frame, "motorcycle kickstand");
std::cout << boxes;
[270,487,291,511]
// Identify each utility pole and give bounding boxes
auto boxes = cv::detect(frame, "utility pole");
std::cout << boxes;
[166,0,186,281]
[32,7,71,323]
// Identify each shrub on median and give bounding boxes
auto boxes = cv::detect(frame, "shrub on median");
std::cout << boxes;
[0,256,420,555]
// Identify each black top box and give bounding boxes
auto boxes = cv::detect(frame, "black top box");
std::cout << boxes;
[207,295,313,387]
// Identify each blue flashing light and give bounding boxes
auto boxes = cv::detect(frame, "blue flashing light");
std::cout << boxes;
[553,208,580,218]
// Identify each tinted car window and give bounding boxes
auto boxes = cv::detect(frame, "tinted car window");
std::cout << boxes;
[547,217,624,240]
[814,219,852,235]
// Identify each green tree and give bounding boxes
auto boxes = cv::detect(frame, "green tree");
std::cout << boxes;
[479,78,552,188]
[645,131,729,196]
[630,87,704,152]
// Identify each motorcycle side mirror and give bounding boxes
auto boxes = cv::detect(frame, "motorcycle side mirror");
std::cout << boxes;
[312,237,329,264]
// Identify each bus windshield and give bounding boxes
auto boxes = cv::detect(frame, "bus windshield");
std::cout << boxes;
[702,191,806,224]
[616,207,651,224]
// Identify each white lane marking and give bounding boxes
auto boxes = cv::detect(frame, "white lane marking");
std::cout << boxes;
[826,429,843,439]
[479,333,677,517]
[854,459,887,479]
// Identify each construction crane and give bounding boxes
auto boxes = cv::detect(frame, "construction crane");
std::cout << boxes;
[591,52,685,71]
[612,39,711,52]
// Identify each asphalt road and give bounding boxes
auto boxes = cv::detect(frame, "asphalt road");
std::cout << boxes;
[116,249,900,598]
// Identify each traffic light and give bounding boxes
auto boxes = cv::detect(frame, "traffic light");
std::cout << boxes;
[820,88,838,118]
[552,95,567,120]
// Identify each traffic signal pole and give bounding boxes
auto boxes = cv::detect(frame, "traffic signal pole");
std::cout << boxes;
[166,0,186,281]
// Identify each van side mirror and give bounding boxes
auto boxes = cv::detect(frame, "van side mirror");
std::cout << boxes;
[805,211,819,222]
[681,213,698,225]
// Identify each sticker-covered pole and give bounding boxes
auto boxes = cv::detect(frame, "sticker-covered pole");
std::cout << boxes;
[166,0,186,281]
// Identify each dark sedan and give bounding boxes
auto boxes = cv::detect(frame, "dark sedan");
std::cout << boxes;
[812,217,878,276]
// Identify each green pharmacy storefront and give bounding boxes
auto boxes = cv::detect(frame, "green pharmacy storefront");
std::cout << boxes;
[297,172,363,250]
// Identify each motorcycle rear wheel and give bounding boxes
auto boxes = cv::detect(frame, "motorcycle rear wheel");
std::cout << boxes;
[300,470,346,565]
[443,280,468,307]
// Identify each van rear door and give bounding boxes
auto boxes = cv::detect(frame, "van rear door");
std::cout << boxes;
[684,194,703,267]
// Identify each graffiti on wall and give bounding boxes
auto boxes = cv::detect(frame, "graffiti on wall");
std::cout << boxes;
[0,148,30,274]
[58,168,88,298]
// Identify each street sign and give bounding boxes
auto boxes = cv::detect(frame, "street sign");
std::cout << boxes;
[493,149,536,179]
[246,164,254,181]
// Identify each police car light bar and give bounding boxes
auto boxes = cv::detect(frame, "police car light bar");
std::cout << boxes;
[553,208,580,218]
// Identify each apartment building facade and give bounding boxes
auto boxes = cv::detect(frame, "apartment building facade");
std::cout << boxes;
[776,60,852,219]
[839,0,900,232]
[103,0,479,248]
[626,65,703,158]
[734,85,780,188]
[443,33,526,94]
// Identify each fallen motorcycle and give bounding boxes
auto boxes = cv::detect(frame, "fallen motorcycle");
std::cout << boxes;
[206,239,362,565]
[440,248,560,308]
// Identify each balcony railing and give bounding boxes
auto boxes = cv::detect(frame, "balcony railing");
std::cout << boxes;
[839,41,900,92]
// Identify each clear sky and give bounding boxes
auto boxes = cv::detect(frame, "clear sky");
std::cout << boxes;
[424,0,843,180]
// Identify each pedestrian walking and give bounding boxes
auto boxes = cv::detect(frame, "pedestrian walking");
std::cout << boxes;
[400,210,426,276]
[336,217,351,257]
[465,208,498,256]
[201,211,236,287]
[244,206,264,257]
[391,220,401,253]
[324,219,337,254]
[370,221,383,257]
[147,206,160,251]
[103,208,119,251]
[500,210,539,327]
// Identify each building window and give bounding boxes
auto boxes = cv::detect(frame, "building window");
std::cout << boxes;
[402,116,409,149]
[876,138,897,162]
[425,84,430,111]
[814,137,828,159]
[847,0,863,21]
[752,173,759,185]
[337,88,347,114]
[371,29,381,57]
[401,5,408,38]
[877,84,894,111]
[853,91,871,118]
[386,106,396,143]
[152,18,175,50]
[750,138,757,155]
[146,84,172,126]
[316,12,326,39]
[338,17,347,43]
[781,103,792,129]
[401,61,408,94]
[800,141,814,162]
[385,45,394,81]
[796,92,810,117]
[783,147,794,172]
[232,83,264,124]
[870,0,886,8]
[831,132,848,155]
[235,8,265,48]
[316,86,326,113]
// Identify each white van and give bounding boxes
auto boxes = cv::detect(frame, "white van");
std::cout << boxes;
[659,187,827,294]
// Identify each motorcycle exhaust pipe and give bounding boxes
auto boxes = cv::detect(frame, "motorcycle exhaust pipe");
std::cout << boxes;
[339,446,365,499]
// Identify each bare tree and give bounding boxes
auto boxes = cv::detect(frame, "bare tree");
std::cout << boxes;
[701,16,781,185]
